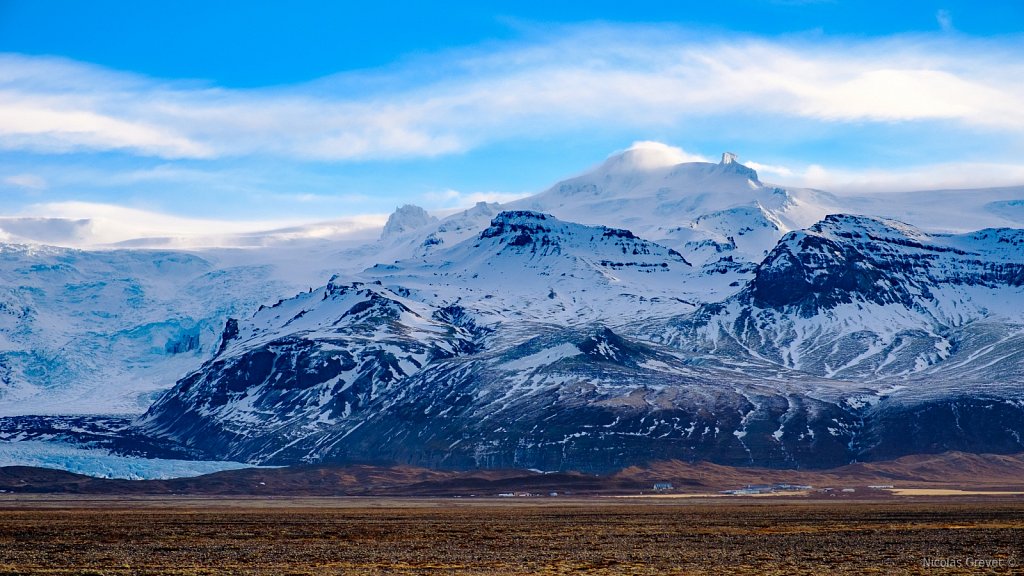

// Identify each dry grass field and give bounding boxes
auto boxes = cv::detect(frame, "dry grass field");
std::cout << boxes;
[0,497,1020,575]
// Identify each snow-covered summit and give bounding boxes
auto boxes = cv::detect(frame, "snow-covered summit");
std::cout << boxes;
[498,147,837,301]
[380,204,439,240]
[365,210,697,326]
[526,147,763,208]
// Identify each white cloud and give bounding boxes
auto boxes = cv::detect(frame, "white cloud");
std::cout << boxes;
[3,173,47,190]
[4,201,385,247]
[422,189,462,203]
[268,192,372,204]
[745,161,794,178]
[937,9,955,32]
[1,28,1024,161]
[21,201,299,233]
[621,141,708,165]
[0,93,213,158]
[422,188,531,209]
[750,159,1024,193]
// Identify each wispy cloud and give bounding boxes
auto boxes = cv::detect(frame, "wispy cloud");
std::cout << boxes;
[3,173,47,190]
[2,201,385,247]
[0,98,213,158]
[616,141,709,166]
[936,9,955,32]
[752,159,1024,193]
[422,188,531,209]
[2,27,1023,161]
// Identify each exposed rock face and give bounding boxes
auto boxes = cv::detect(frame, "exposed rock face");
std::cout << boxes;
[135,281,481,464]
[748,215,1024,315]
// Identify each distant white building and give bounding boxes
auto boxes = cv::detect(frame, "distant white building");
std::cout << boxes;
[653,482,674,491]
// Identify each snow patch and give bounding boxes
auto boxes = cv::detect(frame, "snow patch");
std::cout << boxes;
[500,343,582,371]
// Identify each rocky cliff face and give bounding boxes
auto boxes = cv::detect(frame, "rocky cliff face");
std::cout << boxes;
[748,215,1024,315]
[134,281,482,463]
[669,215,1024,379]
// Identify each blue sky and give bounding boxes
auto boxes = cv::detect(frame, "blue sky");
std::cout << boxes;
[1,0,1023,229]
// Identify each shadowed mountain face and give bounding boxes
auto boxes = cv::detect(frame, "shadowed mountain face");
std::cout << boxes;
[748,215,1024,314]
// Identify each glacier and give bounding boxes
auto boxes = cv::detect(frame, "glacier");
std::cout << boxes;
[0,441,251,480]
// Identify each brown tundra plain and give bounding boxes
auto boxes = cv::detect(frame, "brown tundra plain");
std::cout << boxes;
[0,497,1021,575]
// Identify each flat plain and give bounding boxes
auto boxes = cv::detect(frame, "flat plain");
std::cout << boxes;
[0,496,1021,575]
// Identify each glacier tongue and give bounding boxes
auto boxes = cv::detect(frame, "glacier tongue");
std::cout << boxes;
[0,441,252,480]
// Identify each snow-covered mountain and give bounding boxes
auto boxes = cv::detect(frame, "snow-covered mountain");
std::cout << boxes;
[131,212,700,463]
[4,142,1024,474]
[367,210,697,326]
[380,205,439,240]
[133,280,482,464]
[665,215,1024,379]
[509,145,844,298]
[130,209,1024,471]
[519,142,1024,236]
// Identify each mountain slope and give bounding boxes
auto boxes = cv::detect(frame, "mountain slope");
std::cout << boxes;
[666,215,1024,380]
[134,281,483,463]
[132,212,706,465]
[366,210,697,326]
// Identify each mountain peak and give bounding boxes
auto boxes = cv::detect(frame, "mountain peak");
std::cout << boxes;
[577,326,639,364]
[810,213,923,241]
[478,210,649,246]
[381,205,438,240]
[481,210,550,228]
[478,211,556,247]
[708,152,759,183]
